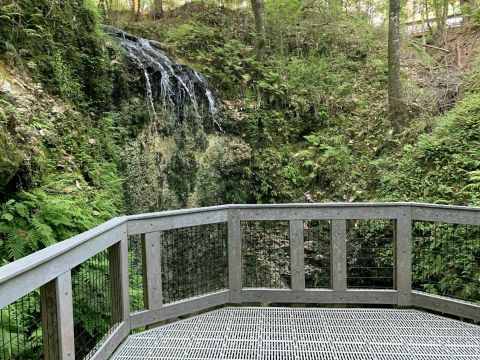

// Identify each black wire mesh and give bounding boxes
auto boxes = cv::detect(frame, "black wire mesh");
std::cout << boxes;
[128,235,145,313]
[161,223,228,304]
[72,249,116,360]
[412,221,480,304]
[346,219,394,289]
[0,291,43,360]
[242,221,291,289]
[304,220,331,289]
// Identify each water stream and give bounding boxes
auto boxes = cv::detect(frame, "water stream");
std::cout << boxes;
[104,26,222,131]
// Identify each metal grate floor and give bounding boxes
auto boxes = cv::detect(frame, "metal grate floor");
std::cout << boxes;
[112,307,480,359]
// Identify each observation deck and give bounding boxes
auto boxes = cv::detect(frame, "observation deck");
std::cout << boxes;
[0,203,479,360]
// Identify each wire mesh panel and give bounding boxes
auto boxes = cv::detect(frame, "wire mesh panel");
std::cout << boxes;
[242,221,291,289]
[161,222,228,304]
[72,249,117,360]
[412,221,480,303]
[346,219,394,289]
[0,291,43,360]
[128,234,145,313]
[304,220,331,288]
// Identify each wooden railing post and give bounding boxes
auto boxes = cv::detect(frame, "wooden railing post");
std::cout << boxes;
[40,271,75,360]
[395,206,412,306]
[108,225,130,326]
[331,220,347,292]
[228,209,242,303]
[290,220,305,291]
[143,231,163,310]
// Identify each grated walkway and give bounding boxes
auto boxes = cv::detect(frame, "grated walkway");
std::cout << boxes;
[112,307,480,359]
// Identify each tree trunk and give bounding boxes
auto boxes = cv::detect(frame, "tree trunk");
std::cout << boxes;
[424,3,433,36]
[136,0,141,21]
[388,0,403,122]
[433,0,449,43]
[152,0,163,19]
[250,0,266,61]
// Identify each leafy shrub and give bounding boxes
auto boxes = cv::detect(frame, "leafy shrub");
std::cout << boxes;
[380,92,480,205]
[165,20,217,53]
[0,0,114,109]
[295,133,353,195]
[461,2,480,28]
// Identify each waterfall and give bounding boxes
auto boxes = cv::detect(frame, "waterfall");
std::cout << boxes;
[104,26,222,131]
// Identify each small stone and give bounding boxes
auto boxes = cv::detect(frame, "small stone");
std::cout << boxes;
[52,105,65,114]
[1,80,12,93]
[88,138,97,145]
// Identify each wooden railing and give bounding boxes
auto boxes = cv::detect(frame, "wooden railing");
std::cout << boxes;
[0,203,479,360]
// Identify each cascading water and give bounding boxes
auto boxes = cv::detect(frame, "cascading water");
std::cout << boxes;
[104,26,222,131]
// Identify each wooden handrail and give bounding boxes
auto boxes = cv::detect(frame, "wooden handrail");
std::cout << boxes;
[0,202,479,360]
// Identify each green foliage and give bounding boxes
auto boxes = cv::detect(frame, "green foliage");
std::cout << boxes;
[0,125,22,189]
[346,220,394,289]
[72,254,112,356]
[0,0,114,109]
[380,91,480,205]
[195,40,288,104]
[0,291,42,360]
[249,147,306,203]
[461,2,480,28]
[413,223,480,302]
[265,0,302,56]
[165,20,217,53]
[0,173,121,261]
[296,133,353,192]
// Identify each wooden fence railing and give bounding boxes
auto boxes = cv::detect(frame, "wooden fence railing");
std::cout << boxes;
[0,203,478,360]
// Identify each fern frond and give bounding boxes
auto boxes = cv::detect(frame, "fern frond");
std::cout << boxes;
[30,214,55,248]
[6,232,26,260]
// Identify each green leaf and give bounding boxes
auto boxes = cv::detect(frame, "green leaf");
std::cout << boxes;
[241,74,252,82]
[1,213,14,222]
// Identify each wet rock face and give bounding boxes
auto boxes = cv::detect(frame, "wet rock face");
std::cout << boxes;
[0,126,22,189]
[104,26,222,131]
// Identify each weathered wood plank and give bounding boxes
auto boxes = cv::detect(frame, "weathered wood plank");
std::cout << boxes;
[237,206,401,221]
[130,290,230,329]
[109,228,129,326]
[128,210,229,235]
[109,243,123,326]
[228,209,242,303]
[412,291,480,321]
[127,205,232,221]
[331,220,347,291]
[0,217,127,285]
[118,229,130,323]
[56,271,75,360]
[40,280,59,360]
[241,289,398,304]
[395,207,412,306]
[143,232,163,309]
[290,220,305,291]
[89,322,129,360]
[0,225,126,309]
[411,206,480,225]
[39,272,76,360]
